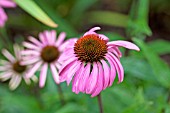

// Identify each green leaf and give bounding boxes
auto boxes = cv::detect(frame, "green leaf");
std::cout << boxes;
[121,57,156,82]
[133,38,170,88]
[127,0,152,38]
[14,0,57,28]
[148,40,170,55]
[88,11,128,27]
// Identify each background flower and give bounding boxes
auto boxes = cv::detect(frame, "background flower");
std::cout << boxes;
[0,0,16,27]
[0,44,37,90]
[21,30,73,88]
[59,27,140,97]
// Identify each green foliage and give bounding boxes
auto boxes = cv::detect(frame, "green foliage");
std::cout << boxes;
[127,0,152,38]
[14,0,57,28]
[88,11,128,27]
[0,0,170,113]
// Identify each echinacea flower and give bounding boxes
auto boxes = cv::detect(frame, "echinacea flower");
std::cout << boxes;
[21,30,71,88]
[59,27,140,97]
[0,0,16,27]
[0,44,37,90]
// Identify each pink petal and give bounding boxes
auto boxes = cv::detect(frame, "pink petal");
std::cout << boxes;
[107,41,140,51]
[91,62,104,97]
[39,32,47,46]
[21,57,40,65]
[108,52,124,83]
[59,38,77,51]
[99,34,109,41]
[28,36,43,47]
[78,63,91,93]
[26,61,42,78]
[59,60,76,82]
[39,63,48,88]
[83,27,101,36]
[56,32,66,46]
[101,59,110,90]
[2,49,15,63]
[0,0,16,8]
[22,42,41,51]
[105,55,116,86]
[86,62,98,94]
[72,63,85,94]
[50,64,59,84]
[66,61,81,85]
[21,50,40,56]
[108,46,122,58]
[0,7,7,21]
[59,56,77,74]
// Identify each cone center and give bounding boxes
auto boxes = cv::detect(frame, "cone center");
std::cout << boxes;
[74,34,107,63]
[41,46,60,63]
[13,61,26,73]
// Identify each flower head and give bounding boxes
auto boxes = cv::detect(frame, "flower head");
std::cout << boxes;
[59,27,140,97]
[0,44,37,90]
[0,0,16,27]
[21,30,70,88]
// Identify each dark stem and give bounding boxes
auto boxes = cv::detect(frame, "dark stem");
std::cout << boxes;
[97,93,104,113]
[57,84,65,106]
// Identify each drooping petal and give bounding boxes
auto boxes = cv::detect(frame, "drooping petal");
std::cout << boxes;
[105,54,116,86]
[108,46,122,58]
[72,63,85,94]
[91,62,104,97]
[108,52,124,83]
[39,63,48,88]
[59,60,77,82]
[50,64,60,84]
[78,63,91,93]
[101,59,110,89]
[107,41,140,51]
[86,62,98,94]
[66,61,81,85]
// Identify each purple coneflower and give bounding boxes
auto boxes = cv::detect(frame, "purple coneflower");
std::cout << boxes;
[59,27,140,97]
[0,44,37,90]
[21,30,71,88]
[0,0,16,27]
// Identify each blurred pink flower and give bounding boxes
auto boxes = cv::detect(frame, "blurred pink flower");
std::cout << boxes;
[59,27,140,97]
[21,30,71,88]
[0,44,37,90]
[0,0,16,27]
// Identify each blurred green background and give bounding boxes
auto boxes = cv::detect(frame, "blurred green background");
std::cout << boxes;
[0,0,170,113]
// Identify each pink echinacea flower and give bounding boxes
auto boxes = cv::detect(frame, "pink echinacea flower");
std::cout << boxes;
[21,30,71,88]
[0,44,37,90]
[0,0,16,27]
[59,27,140,97]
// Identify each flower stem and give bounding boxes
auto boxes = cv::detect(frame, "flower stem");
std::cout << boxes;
[57,84,65,106]
[97,93,104,113]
